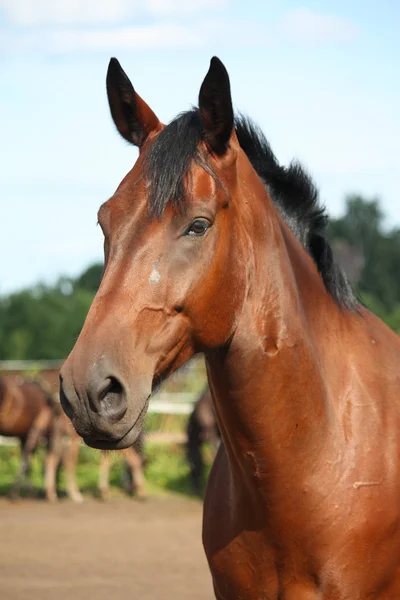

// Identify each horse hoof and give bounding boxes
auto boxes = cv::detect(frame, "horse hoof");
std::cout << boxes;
[71,494,84,504]
[135,493,147,502]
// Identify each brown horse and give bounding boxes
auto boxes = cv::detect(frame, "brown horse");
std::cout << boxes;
[0,378,83,501]
[0,376,48,441]
[27,397,145,502]
[60,56,400,598]
[186,387,220,495]
[0,376,51,497]
[24,398,84,502]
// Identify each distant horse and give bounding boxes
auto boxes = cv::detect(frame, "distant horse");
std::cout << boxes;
[0,376,51,497]
[29,396,146,502]
[60,56,400,598]
[22,397,84,502]
[0,378,83,502]
[98,433,146,501]
[1,377,144,501]
[186,387,220,495]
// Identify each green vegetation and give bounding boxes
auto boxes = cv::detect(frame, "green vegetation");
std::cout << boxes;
[328,195,400,323]
[145,412,189,434]
[0,412,214,499]
[0,441,213,500]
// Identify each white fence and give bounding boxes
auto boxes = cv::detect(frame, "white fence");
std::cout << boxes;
[0,360,64,370]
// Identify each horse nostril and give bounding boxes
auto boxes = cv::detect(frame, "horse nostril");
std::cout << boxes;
[98,376,123,402]
[95,376,127,422]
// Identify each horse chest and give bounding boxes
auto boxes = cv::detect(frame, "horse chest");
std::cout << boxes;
[207,539,322,600]
[204,446,400,600]
[207,532,400,600]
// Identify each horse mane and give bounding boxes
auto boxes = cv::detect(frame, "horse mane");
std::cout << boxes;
[144,109,357,310]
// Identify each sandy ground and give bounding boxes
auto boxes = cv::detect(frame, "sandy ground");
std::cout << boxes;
[0,495,214,600]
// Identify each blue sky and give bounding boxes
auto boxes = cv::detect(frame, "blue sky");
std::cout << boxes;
[1,0,399,293]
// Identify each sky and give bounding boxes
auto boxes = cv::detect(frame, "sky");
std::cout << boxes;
[1,0,399,293]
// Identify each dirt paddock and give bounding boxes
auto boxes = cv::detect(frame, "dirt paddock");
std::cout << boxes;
[0,495,214,600]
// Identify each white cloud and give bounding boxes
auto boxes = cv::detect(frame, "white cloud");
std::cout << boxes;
[0,23,204,52]
[0,0,136,26]
[0,17,267,54]
[147,0,227,17]
[282,8,358,44]
[0,3,355,54]
[0,0,226,26]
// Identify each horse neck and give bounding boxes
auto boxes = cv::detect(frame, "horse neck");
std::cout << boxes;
[205,205,343,490]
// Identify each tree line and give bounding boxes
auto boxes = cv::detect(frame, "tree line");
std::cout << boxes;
[1,195,400,360]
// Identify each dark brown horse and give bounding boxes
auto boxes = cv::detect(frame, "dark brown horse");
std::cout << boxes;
[0,376,50,497]
[60,56,400,598]
[186,387,220,495]
[0,376,49,441]
[0,377,83,501]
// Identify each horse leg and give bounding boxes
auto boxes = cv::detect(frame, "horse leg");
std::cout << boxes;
[45,416,65,502]
[210,429,221,458]
[45,450,59,503]
[9,437,30,500]
[55,460,63,489]
[186,415,204,495]
[124,447,146,499]
[23,458,36,497]
[121,458,132,494]
[62,434,83,503]
[24,424,50,497]
[10,422,46,500]
[98,452,111,501]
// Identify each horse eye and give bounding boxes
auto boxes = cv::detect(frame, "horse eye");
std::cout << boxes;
[186,219,210,237]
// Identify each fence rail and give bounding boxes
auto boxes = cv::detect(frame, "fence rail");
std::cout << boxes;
[0,360,204,446]
[0,359,207,395]
[0,360,64,370]
[0,394,195,446]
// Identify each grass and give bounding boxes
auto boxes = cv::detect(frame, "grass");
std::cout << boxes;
[145,412,189,434]
[0,439,213,500]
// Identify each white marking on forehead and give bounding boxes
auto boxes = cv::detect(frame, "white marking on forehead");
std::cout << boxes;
[149,261,161,285]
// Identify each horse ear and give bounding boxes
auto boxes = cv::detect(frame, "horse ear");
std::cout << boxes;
[106,57,161,148]
[198,57,234,156]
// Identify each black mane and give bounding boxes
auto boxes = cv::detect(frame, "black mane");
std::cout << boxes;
[144,109,356,310]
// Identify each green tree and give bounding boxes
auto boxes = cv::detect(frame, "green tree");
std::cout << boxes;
[329,195,400,313]
[0,279,94,360]
[74,263,103,293]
